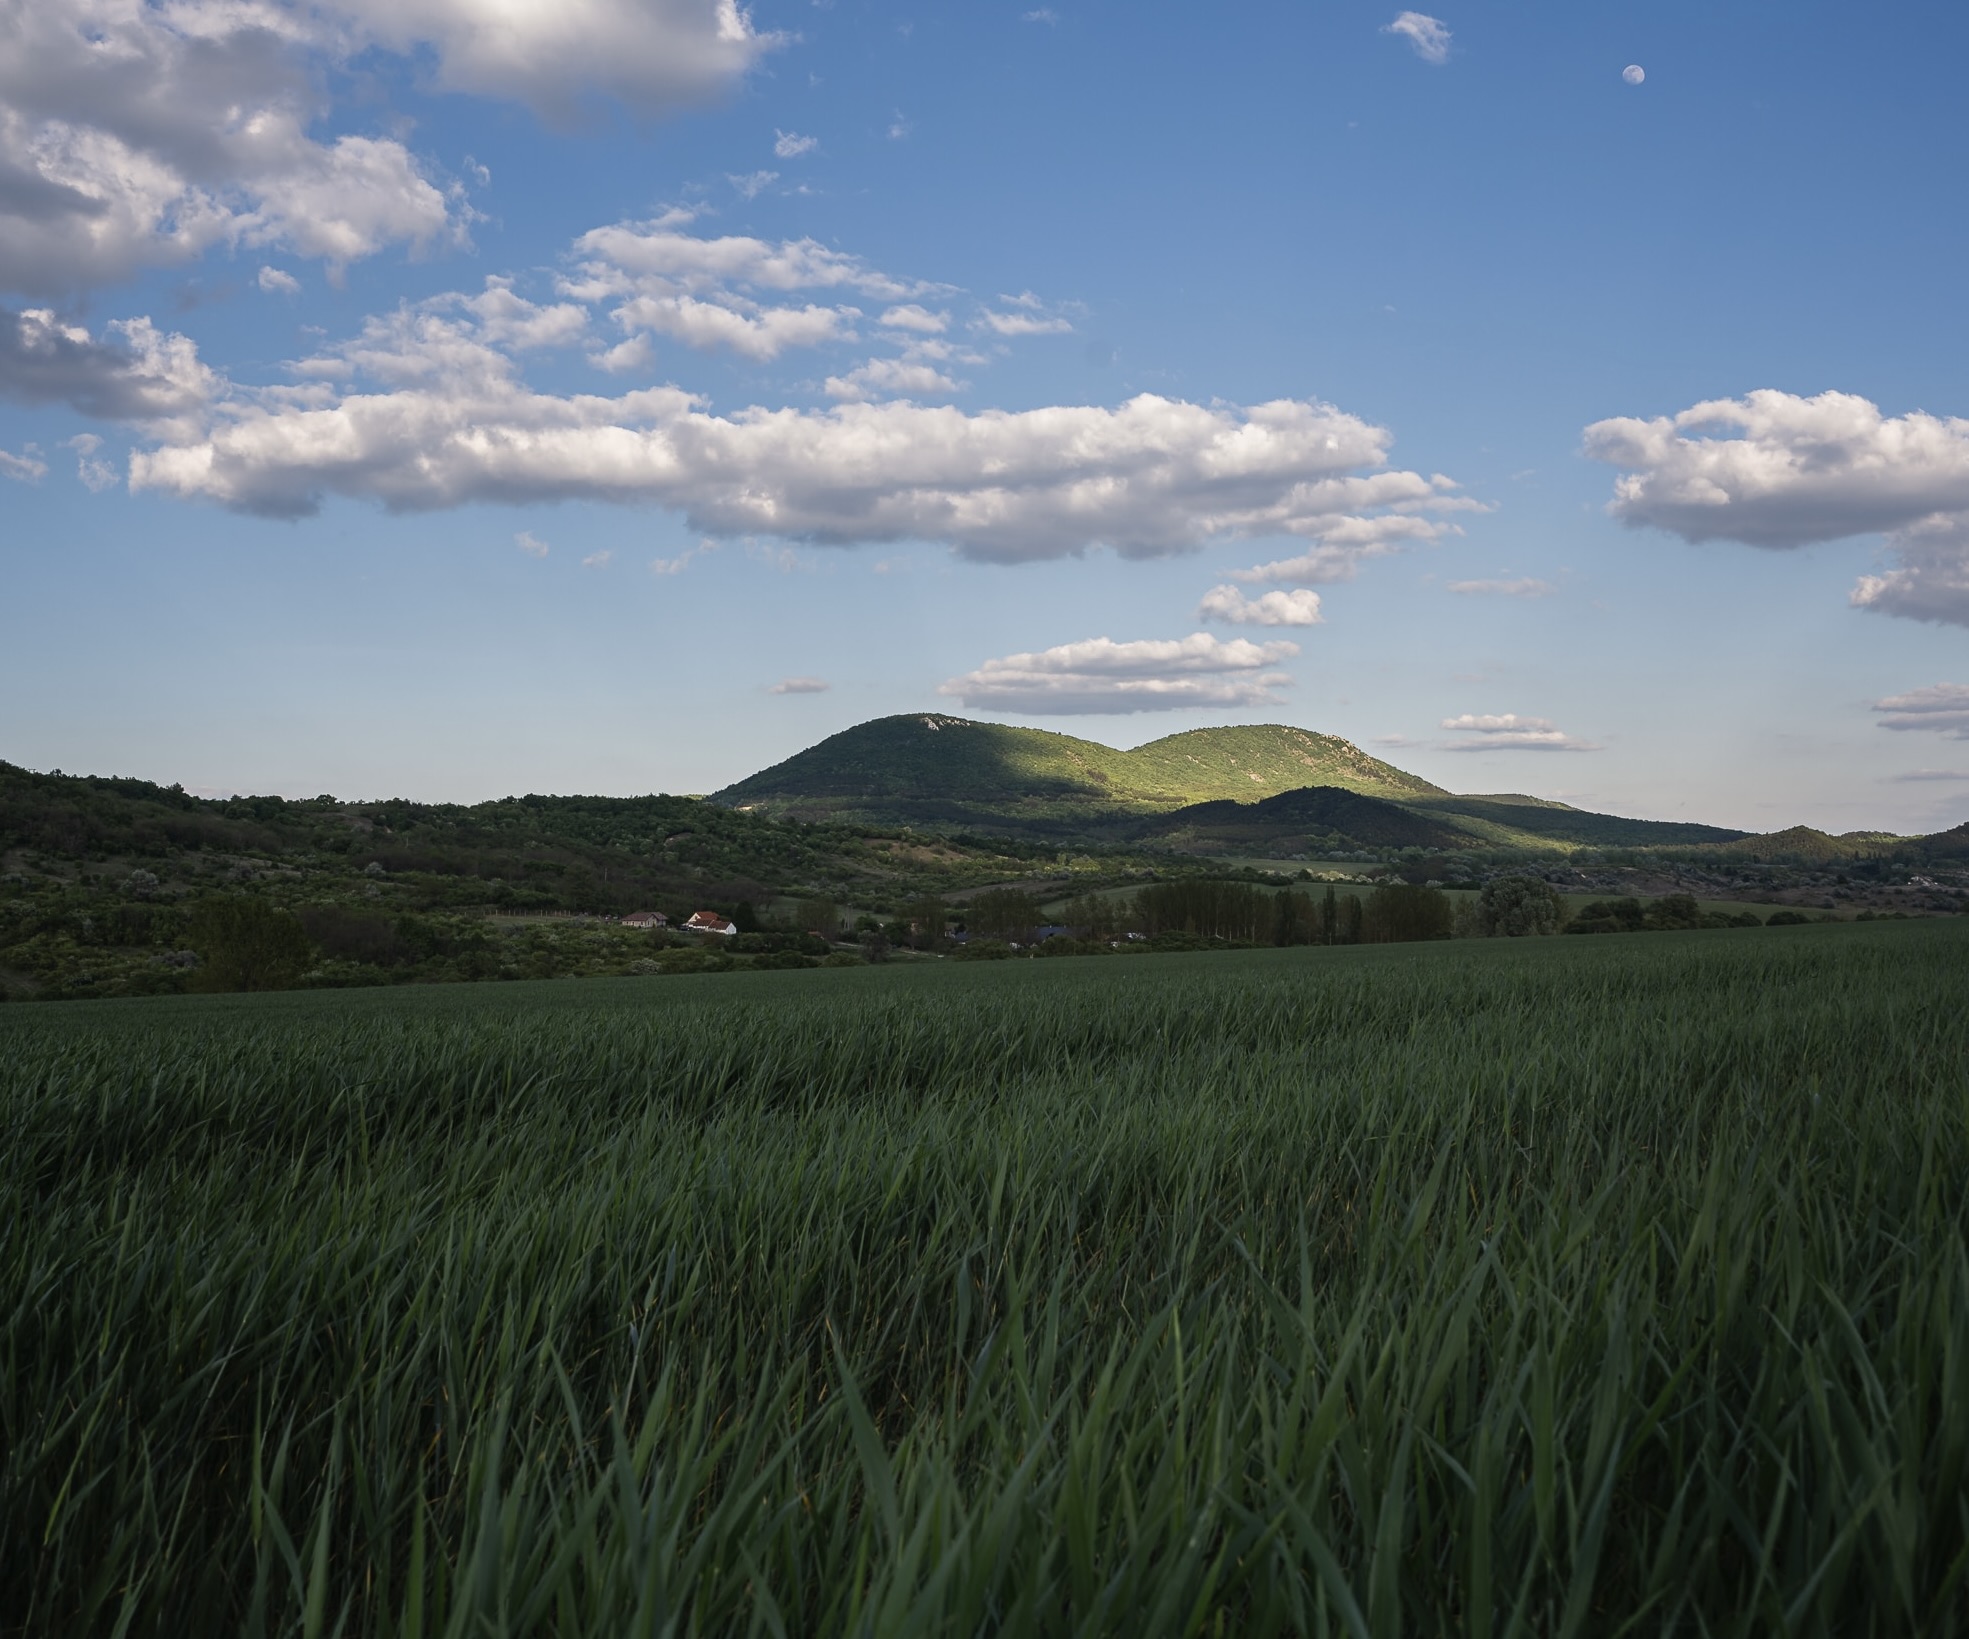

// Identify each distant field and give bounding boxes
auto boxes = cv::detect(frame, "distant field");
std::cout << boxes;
[5,924,1966,1634]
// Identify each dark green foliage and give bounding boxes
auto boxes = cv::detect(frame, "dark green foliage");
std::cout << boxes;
[1135,879,1273,941]
[1478,874,1565,937]
[1139,785,1474,854]
[965,888,1046,940]
[1568,896,1649,934]
[1644,892,1705,931]
[296,905,410,966]
[184,896,315,992]
[2,925,1966,1634]
[1405,793,1749,848]
[1766,908,1811,926]
[1363,881,1453,943]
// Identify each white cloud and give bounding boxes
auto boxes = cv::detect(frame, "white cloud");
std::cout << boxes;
[887,112,912,141]
[1439,712,1599,752]
[769,676,830,694]
[728,169,778,200]
[515,529,550,557]
[940,632,1298,715]
[880,304,948,334]
[66,430,116,491]
[1586,389,1969,627]
[613,292,856,360]
[650,539,715,575]
[1886,769,1969,782]
[823,356,962,401]
[1873,683,1969,740]
[0,441,45,481]
[0,0,773,294]
[1022,9,1059,22]
[1384,12,1451,64]
[258,266,302,296]
[131,372,1432,562]
[1,306,217,436]
[1850,517,1969,627]
[772,130,818,159]
[1448,576,1555,597]
[1229,495,1474,586]
[0,2,458,292]
[1197,585,1324,626]
[976,308,1073,337]
[91,216,1464,569]
[331,0,777,120]
[589,335,653,374]
[581,549,613,569]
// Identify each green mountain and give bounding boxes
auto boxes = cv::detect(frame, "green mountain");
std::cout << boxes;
[712,714,1443,833]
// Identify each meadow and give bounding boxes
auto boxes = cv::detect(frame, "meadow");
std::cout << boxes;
[3,923,1966,1636]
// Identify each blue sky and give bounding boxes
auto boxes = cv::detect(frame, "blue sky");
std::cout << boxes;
[4,0,1969,833]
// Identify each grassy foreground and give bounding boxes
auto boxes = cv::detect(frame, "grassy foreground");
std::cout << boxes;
[3,925,1967,1636]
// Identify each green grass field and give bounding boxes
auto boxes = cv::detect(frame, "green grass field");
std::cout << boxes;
[4,924,1967,1636]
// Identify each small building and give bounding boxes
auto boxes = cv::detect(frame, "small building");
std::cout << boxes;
[683,910,737,936]
[621,911,668,929]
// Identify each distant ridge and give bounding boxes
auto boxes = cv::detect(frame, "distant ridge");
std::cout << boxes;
[712,714,1443,833]
[711,713,1774,851]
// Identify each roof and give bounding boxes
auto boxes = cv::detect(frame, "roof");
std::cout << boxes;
[684,910,736,931]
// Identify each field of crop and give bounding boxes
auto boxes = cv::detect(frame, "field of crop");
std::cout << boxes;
[4,923,1967,1636]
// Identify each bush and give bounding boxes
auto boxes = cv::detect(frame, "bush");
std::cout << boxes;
[1477,876,1564,938]
[1766,909,1810,926]
[951,939,1015,961]
[184,896,315,992]
[1643,894,1704,932]
[1363,883,1453,943]
[1567,897,1646,935]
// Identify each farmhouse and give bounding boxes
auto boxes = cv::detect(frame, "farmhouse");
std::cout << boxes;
[621,911,668,929]
[683,911,737,936]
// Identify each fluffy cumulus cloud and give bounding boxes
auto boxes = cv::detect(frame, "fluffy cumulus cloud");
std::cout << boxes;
[1384,12,1451,63]
[22,207,1463,574]
[0,0,458,291]
[339,0,774,120]
[1873,683,1969,740]
[1197,585,1323,627]
[115,245,1451,561]
[823,356,962,401]
[1439,712,1599,752]
[1225,483,1482,587]
[940,633,1298,715]
[1585,389,1969,627]
[0,0,773,294]
[0,305,216,434]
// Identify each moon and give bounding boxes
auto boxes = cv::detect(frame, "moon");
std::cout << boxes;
[1622,64,1646,85]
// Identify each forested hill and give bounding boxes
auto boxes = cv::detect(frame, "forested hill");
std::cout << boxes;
[712,714,1442,829]
[0,760,1040,918]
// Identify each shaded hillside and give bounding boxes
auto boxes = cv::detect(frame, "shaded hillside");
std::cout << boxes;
[1406,794,1749,850]
[1137,787,1476,855]
[713,714,1442,831]
[0,760,1038,919]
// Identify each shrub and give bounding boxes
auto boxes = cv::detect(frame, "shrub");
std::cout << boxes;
[1477,875,1564,937]
[1567,897,1646,935]
[184,896,314,992]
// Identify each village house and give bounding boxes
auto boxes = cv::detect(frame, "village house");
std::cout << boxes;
[683,910,737,936]
[621,911,668,929]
